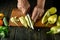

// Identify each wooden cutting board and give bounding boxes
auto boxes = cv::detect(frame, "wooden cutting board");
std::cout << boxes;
[9,8,55,27]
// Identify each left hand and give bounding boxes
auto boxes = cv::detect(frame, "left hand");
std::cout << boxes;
[31,6,44,22]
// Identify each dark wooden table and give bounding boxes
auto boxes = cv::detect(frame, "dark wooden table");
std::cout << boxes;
[0,0,60,40]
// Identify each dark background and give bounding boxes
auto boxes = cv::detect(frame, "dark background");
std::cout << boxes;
[0,0,60,40]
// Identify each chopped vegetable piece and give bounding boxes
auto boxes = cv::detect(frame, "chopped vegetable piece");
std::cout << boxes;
[25,15,30,27]
[19,16,28,28]
[20,14,34,29]
[10,17,18,26]
[48,14,57,24]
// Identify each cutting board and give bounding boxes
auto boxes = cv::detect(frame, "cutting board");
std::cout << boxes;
[9,8,55,27]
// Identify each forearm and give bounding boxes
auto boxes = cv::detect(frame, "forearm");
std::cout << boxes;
[37,0,45,9]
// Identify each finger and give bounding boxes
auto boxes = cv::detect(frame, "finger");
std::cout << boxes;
[38,8,44,18]
[31,7,38,22]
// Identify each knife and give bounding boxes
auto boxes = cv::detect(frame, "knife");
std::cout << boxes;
[25,14,34,29]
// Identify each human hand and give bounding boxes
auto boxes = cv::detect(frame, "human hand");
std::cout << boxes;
[31,0,45,22]
[17,0,30,14]
[31,6,44,22]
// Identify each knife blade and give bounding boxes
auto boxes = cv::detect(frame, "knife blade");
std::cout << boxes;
[26,14,34,29]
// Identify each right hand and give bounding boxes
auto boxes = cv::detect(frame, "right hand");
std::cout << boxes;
[17,0,30,14]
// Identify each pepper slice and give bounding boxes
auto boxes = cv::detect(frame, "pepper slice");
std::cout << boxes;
[19,14,34,29]
[19,16,28,28]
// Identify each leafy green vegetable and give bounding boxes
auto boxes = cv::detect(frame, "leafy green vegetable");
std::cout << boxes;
[0,26,8,38]
[0,31,5,38]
